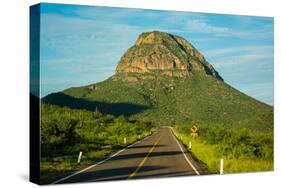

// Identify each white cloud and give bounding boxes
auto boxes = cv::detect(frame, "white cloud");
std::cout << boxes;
[202,45,273,69]
[203,45,273,57]
[185,19,272,39]
[186,19,230,33]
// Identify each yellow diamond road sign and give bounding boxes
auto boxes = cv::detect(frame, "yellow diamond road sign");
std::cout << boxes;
[190,126,198,139]
[191,126,198,133]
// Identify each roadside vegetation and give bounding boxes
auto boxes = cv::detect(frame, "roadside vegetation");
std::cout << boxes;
[40,104,155,184]
[173,124,273,173]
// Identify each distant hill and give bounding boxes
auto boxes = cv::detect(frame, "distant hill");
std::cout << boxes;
[43,31,273,130]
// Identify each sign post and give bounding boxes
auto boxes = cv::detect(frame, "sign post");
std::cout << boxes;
[77,151,83,164]
[220,159,224,174]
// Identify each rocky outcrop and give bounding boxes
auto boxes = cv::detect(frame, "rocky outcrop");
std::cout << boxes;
[115,31,223,81]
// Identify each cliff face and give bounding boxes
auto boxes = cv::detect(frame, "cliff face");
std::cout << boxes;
[115,31,223,81]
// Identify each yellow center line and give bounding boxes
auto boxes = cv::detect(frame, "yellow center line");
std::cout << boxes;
[128,134,162,179]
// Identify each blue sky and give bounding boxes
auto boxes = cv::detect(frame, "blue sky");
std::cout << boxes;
[39,3,274,105]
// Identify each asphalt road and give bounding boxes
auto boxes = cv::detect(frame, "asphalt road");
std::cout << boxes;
[53,127,208,184]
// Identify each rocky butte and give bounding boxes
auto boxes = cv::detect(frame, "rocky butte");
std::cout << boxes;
[115,31,223,81]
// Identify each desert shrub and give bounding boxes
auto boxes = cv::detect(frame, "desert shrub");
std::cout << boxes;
[175,124,273,160]
[40,104,155,182]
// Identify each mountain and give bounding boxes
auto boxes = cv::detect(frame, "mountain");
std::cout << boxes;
[43,31,273,130]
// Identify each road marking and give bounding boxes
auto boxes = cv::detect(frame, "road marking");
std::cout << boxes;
[169,127,200,175]
[50,132,156,185]
[128,135,162,179]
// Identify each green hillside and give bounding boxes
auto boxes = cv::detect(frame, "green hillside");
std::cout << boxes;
[44,73,273,131]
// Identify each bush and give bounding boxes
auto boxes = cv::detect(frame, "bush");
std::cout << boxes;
[40,104,155,183]
[175,124,273,160]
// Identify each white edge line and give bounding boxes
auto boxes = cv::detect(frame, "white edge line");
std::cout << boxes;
[50,133,155,185]
[169,127,200,175]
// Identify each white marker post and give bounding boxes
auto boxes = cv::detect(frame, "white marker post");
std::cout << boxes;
[138,135,141,139]
[77,151,83,164]
[180,135,183,140]
[124,137,127,144]
[189,141,192,150]
[220,159,224,174]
